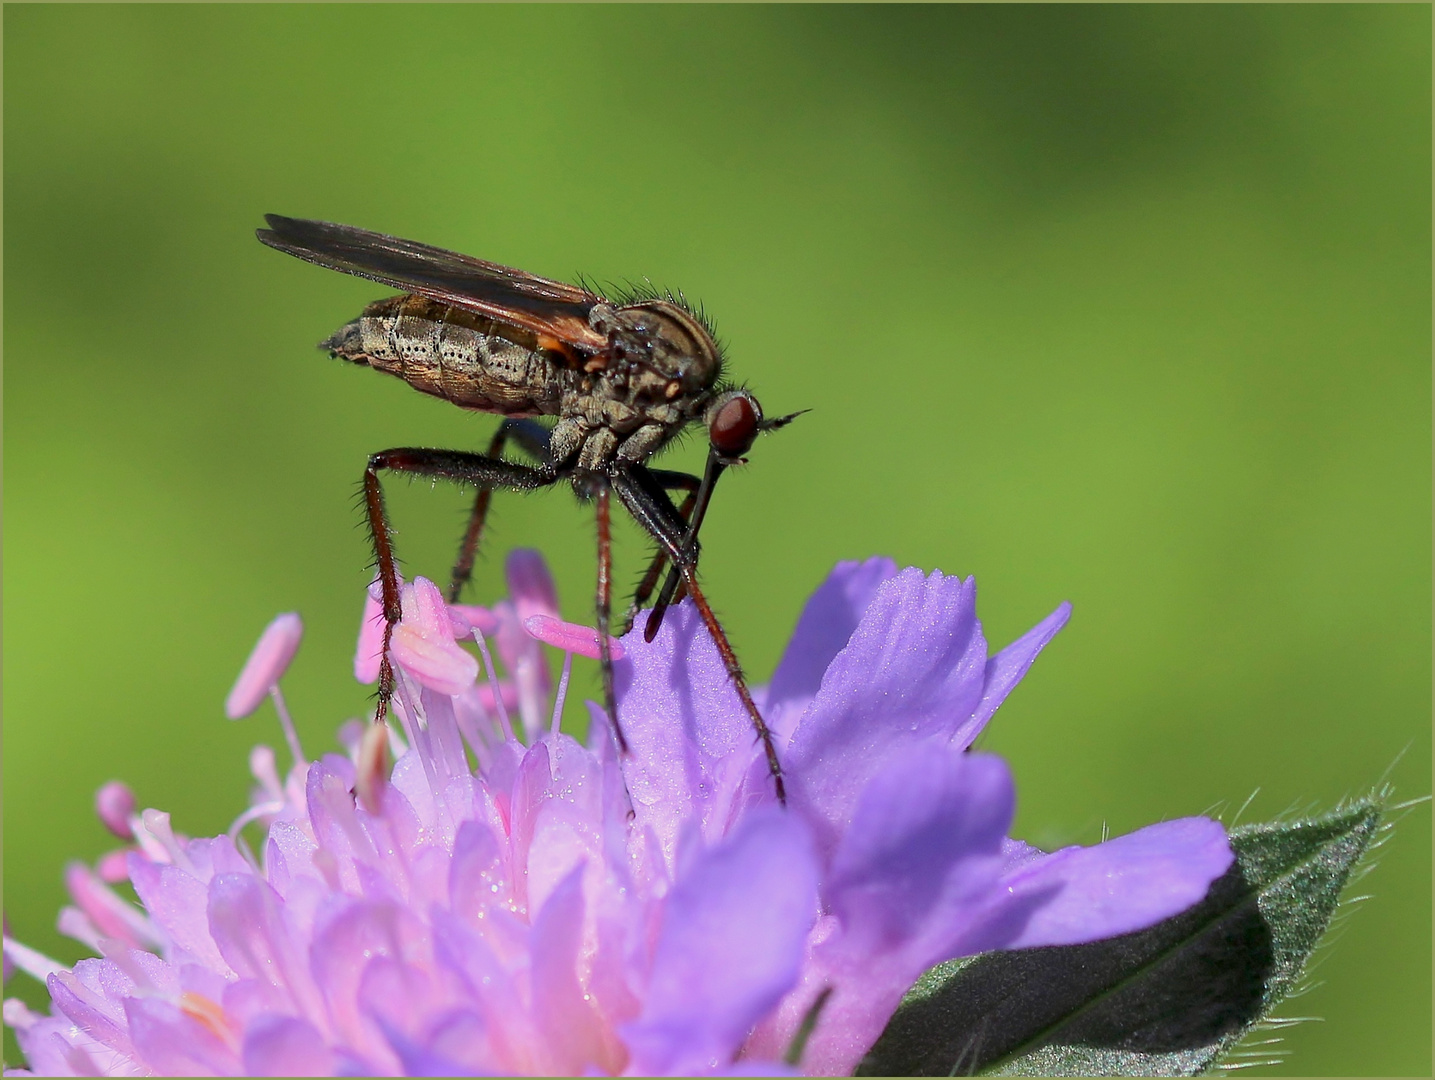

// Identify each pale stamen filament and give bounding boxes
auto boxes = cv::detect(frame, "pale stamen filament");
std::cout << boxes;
[551,651,574,738]
[269,684,305,767]
[472,627,516,742]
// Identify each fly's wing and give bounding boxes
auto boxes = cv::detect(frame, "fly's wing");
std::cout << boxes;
[257,215,608,354]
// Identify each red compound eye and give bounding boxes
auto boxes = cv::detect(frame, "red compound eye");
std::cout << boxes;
[709,392,761,458]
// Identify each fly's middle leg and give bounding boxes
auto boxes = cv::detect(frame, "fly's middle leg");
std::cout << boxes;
[593,479,627,754]
[447,420,555,603]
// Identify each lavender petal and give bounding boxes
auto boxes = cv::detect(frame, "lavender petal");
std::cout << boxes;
[206,873,320,1021]
[764,557,899,735]
[785,568,989,852]
[789,749,1015,1075]
[529,865,607,1073]
[126,857,230,975]
[622,808,819,1075]
[972,817,1235,952]
[826,748,1014,959]
[122,996,239,1076]
[44,972,134,1059]
[614,605,763,864]
[954,601,1072,748]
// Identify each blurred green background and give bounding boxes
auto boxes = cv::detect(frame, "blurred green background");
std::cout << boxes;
[4,5,1429,1074]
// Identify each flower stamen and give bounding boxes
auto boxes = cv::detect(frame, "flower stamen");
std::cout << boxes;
[1,936,65,982]
[524,614,626,661]
[94,781,137,840]
[471,624,516,743]
[356,719,391,814]
[178,991,239,1049]
[551,650,574,737]
[269,684,306,768]
[225,612,303,719]
[227,799,286,842]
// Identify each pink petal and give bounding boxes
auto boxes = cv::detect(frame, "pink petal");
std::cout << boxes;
[124,995,240,1075]
[506,549,560,622]
[308,901,409,1063]
[529,866,607,1074]
[383,1008,494,1077]
[226,613,303,718]
[303,758,367,894]
[448,820,511,925]
[357,958,441,1053]
[64,862,157,949]
[391,627,479,696]
[429,909,526,1062]
[355,591,386,685]
[241,1014,338,1076]
[207,873,316,1018]
[390,578,479,696]
[523,614,625,661]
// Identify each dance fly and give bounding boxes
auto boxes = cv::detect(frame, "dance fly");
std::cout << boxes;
[256,216,799,800]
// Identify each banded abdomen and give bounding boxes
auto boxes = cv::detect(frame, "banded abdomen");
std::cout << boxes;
[322,294,579,417]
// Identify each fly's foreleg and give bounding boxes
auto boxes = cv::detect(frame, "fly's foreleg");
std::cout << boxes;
[620,468,702,635]
[364,447,556,728]
[611,469,786,804]
[644,451,730,643]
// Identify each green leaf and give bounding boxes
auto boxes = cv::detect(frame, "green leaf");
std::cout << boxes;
[858,798,1385,1077]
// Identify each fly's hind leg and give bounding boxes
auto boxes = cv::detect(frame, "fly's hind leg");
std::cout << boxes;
[446,420,554,603]
[364,447,557,728]
[611,467,787,804]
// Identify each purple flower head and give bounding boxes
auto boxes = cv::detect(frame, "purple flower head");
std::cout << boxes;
[3,553,1232,1076]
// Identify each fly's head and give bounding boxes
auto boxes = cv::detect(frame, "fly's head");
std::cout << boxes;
[703,389,807,466]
